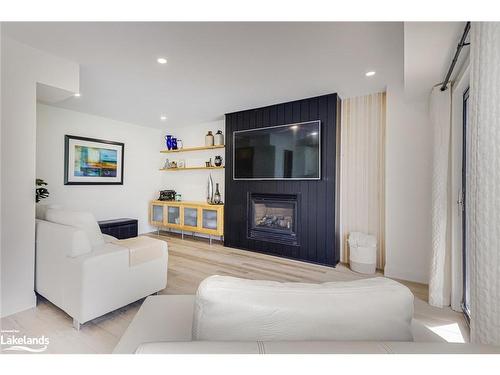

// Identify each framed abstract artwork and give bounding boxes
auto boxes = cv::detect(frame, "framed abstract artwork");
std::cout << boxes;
[64,135,124,185]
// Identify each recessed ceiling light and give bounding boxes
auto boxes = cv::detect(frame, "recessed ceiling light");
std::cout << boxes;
[157,58,167,64]
[365,71,376,77]
[74,93,81,97]
[160,115,167,121]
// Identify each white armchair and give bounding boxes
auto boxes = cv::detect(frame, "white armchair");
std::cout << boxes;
[35,209,168,330]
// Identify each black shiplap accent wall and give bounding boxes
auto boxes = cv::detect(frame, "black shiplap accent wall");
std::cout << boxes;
[224,93,340,267]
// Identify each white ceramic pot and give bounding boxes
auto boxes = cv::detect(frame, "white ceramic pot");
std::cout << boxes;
[214,130,224,146]
[205,131,214,147]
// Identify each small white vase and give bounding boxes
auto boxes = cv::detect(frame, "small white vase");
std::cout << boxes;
[207,174,214,204]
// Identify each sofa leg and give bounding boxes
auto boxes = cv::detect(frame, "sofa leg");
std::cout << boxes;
[73,318,81,331]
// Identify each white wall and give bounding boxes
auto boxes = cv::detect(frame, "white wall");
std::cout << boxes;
[1,37,79,317]
[36,104,164,234]
[162,120,225,202]
[384,83,432,284]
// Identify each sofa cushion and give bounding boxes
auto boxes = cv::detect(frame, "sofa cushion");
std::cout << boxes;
[193,276,414,342]
[46,208,104,247]
[135,341,500,354]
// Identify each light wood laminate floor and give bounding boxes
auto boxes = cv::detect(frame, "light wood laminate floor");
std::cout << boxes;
[0,232,468,354]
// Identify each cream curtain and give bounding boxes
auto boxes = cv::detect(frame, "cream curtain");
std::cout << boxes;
[340,92,386,269]
[428,85,452,308]
[468,22,500,345]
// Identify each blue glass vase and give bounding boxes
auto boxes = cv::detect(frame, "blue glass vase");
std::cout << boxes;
[165,135,173,150]
[172,138,178,150]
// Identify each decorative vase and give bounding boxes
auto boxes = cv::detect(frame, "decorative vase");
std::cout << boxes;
[165,135,173,150]
[207,174,214,204]
[214,130,224,146]
[172,138,178,150]
[214,155,223,167]
[205,131,214,147]
[177,139,183,149]
[214,183,221,204]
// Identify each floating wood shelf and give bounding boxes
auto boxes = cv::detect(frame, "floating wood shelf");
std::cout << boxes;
[159,166,225,171]
[160,145,225,153]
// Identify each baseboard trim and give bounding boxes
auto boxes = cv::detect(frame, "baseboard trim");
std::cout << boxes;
[0,291,37,318]
[384,264,428,284]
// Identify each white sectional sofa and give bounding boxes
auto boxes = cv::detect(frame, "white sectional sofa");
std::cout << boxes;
[114,276,500,354]
[35,208,168,329]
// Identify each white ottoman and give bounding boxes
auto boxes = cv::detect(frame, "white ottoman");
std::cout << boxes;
[348,232,377,274]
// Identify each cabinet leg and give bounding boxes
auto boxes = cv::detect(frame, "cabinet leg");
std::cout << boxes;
[73,318,81,331]
[209,235,212,246]
[181,230,184,240]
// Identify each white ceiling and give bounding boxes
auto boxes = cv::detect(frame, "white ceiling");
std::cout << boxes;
[3,22,462,129]
[404,22,468,96]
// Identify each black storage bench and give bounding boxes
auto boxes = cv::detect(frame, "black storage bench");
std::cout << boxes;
[98,218,138,240]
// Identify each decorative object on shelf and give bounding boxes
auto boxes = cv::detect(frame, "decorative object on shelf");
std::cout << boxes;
[205,158,214,168]
[177,139,183,149]
[64,135,124,185]
[175,193,182,202]
[214,130,224,146]
[172,137,178,150]
[207,174,214,204]
[205,131,214,146]
[178,159,185,168]
[165,135,173,150]
[158,190,176,201]
[163,158,170,169]
[214,155,223,167]
[213,183,222,204]
[35,178,49,203]
[162,159,180,169]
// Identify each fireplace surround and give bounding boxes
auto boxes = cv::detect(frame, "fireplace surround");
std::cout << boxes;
[224,93,341,267]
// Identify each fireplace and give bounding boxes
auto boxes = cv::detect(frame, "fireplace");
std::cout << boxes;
[248,193,299,246]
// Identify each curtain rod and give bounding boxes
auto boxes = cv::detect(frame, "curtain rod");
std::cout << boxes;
[440,22,471,92]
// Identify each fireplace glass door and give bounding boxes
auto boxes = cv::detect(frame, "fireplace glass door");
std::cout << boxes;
[248,193,298,245]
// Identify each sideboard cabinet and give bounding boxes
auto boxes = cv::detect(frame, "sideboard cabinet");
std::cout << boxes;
[150,200,224,243]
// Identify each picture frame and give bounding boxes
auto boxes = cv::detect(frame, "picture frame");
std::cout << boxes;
[64,135,124,185]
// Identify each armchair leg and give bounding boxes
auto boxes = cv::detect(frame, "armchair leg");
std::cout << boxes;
[73,318,81,331]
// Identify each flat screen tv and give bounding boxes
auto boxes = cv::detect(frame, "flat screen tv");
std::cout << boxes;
[233,120,321,180]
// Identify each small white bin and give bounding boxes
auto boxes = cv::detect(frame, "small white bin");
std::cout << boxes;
[348,232,377,275]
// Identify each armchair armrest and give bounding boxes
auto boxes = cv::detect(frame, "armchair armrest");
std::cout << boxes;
[36,219,92,259]
[35,220,91,304]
